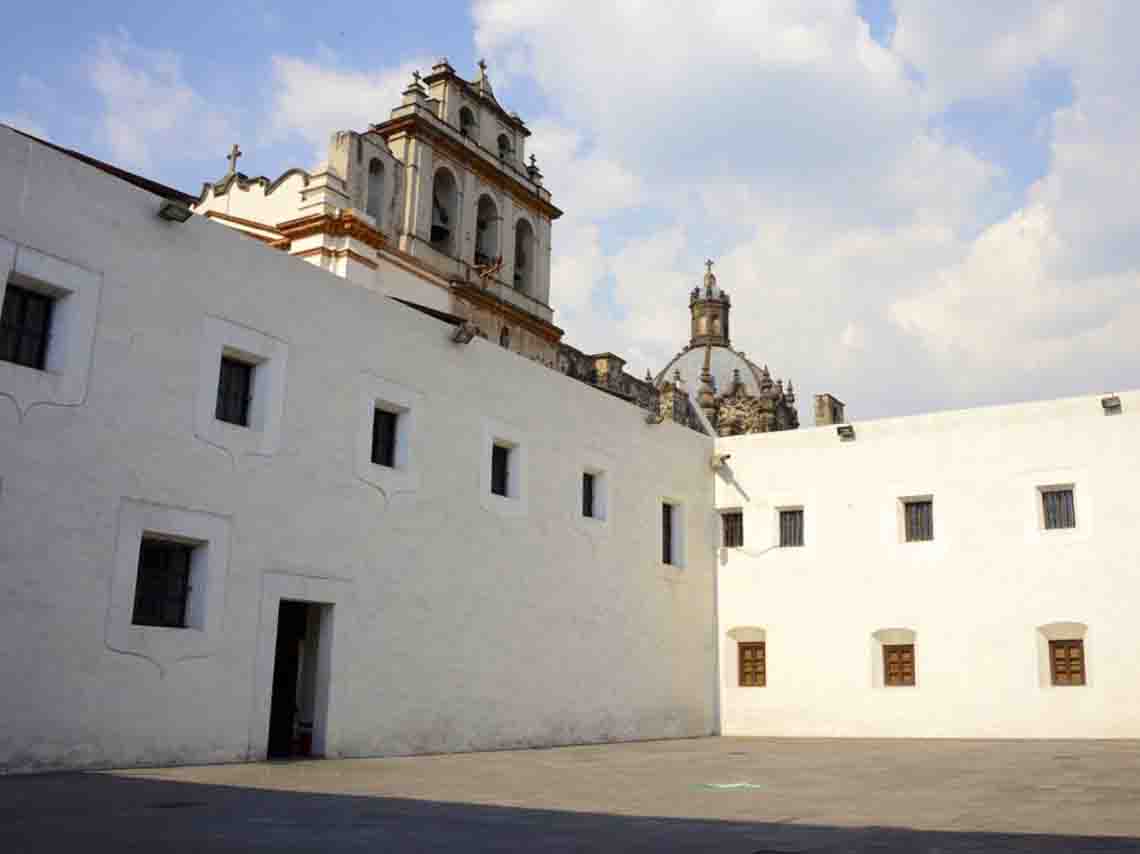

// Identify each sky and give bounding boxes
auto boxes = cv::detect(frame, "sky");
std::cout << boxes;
[3,1,1138,421]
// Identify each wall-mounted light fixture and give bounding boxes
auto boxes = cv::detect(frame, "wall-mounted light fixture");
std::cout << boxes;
[451,321,477,345]
[1101,394,1122,415]
[837,424,855,441]
[710,452,731,471]
[157,199,193,222]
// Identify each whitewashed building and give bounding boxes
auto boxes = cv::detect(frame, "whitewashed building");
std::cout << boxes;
[1,97,1138,773]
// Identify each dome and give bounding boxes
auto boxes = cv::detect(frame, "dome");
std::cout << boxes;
[655,345,768,396]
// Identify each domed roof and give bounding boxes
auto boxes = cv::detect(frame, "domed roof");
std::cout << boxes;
[655,344,768,397]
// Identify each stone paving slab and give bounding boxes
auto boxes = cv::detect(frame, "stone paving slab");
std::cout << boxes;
[2,737,1140,852]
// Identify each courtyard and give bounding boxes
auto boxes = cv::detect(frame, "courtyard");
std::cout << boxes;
[2,737,1139,852]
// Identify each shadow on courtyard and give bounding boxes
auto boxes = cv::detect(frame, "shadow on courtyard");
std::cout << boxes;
[1,770,1138,853]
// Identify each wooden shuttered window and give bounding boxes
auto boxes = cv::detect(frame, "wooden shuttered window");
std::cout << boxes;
[883,643,916,687]
[1049,639,1086,686]
[371,408,398,468]
[904,500,933,542]
[779,509,804,548]
[491,444,510,497]
[662,503,674,565]
[132,539,194,628]
[0,283,54,370]
[722,511,743,548]
[582,472,595,518]
[215,356,254,426]
[1042,488,1076,530]
[738,642,766,687]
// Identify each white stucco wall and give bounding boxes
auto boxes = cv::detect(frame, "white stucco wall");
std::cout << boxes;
[715,392,1140,738]
[0,128,717,772]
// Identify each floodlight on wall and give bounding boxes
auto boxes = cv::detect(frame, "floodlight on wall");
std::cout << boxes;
[710,452,731,472]
[1101,394,1122,415]
[836,424,855,441]
[451,321,478,345]
[157,199,193,222]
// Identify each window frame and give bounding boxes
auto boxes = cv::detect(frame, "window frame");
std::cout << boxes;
[480,418,528,517]
[721,510,744,549]
[491,442,512,497]
[371,407,399,469]
[1048,639,1086,686]
[738,641,766,687]
[0,282,54,371]
[883,643,916,687]
[131,538,197,629]
[902,497,934,543]
[778,507,804,548]
[1040,485,1076,531]
[582,471,596,518]
[215,353,255,427]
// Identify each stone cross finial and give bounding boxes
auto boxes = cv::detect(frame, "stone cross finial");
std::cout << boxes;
[705,259,714,275]
[478,58,488,74]
[226,144,242,175]
[530,154,537,167]
[412,70,422,86]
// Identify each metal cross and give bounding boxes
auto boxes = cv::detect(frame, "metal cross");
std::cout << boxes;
[226,144,242,175]
[705,259,714,275]
[412,70,421,85]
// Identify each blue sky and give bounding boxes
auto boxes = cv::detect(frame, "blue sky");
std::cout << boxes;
[3,1,1137,419]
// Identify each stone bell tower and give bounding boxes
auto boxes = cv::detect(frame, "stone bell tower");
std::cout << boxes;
[689,260,730,348]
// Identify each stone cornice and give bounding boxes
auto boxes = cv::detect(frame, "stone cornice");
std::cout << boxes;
[452,281,564,343]
[275,211,387,251]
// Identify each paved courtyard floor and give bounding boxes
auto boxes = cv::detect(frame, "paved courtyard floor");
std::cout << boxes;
[3,737,1140,852]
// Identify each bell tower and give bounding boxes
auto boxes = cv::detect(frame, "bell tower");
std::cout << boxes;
[689,260,731,348]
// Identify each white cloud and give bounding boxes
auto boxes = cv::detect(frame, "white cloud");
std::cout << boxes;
[269,54,427,156]
[87,32,234,171]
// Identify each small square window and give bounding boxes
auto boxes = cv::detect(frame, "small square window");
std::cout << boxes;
[883,643,916,687]
[738,641,766,687]
[903,499,933,542]
[1049,639,1086,686]
[491,443,511,497]
[0,283,54,370]
[722,511,744,548]
[132,538,195,628]
[215,356,254,426]
[371,408,399,468]
[582,472,596,518]
[779,508,804,548]
[1042,487,1076,530]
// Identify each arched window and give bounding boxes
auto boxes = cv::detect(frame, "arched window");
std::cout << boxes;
[475,195,499,267]
[459,106,476,137]
[365,159,384,224]
[513,218,535,293]
[497,133,511,160]
[430,169,458,255]
[499,327,511,348]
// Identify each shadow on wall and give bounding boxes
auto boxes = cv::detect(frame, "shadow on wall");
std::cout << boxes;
[1,772,1137,853]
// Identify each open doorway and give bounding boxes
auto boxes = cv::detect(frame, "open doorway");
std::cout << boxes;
[267,600,329,759]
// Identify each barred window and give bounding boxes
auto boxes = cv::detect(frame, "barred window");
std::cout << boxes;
[722,511,743,548]
[491,444,510,497]
[0,284,54,370]
[131,539,194,628]
[1049,639,1086,686]
[216,356,254,426]
[779,509,804,548]
[738,642,766,687]
[582,472,596,518]
[904,499,933,542]
[371,408,398,468]
[883,643,916,687]
[662,503,675,564]
[1042,488,1076,530]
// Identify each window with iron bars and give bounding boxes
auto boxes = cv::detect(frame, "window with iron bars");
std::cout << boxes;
[903,499,933,542]
[216,356,254,426]
[0,284,54,370]
[722,511,744,548]
[1042,487,1076,530]
[131,538,195,628]
[779,508,804,547]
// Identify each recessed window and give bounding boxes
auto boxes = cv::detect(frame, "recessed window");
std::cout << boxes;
[491,443,511,497]
[371,408,398,468]
[1049,639,1086,686]
[738,641,766,687]
[903,499,933,542]
[0,283,54,370]
[131,538,195,628]
[216,355,254,427]
[722,511,744,548]
[499,326,511,348]
[779,508,804,548]
[1042,487,1076,530]
[883,643,916,687]
[662,502,683,565]
[582,472,596,518]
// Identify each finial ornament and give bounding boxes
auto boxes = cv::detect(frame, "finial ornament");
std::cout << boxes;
[226,143,242,175]
[705,258,714,275]
[529,153,537,167]
[478,58,488,73]
[412,70,422,85]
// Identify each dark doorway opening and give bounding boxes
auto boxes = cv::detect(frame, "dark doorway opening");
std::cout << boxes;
[267,600,325,759]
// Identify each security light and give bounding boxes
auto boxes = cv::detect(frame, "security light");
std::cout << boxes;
[157,199,193,222]
[837,424,855,441]
[1101,395,1122,415]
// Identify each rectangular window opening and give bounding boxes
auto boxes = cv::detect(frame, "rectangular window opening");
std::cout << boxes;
[216,355,254,427]
[491,443,511,497]
[0,283,54,370]
[131,538,195,628]
[1042,487,1076,530]
[779,508,804,548]
[722,511,744,548]
[904,499,933,542]
[371,408,399,468]
[883,643,916,687]
[582,472,595,518]
[662,502,675,565]
[738,641,766,687]
[1049,639,1086,686]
